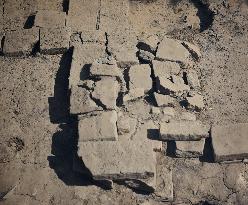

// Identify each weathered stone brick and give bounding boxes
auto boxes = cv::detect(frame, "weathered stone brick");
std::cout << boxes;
[187,69,201,89]
[138,34,159,53]
[40,27,70,55]
[154,93,175,107]
[36,0,63,11]
[78,111,118,142]
[186,93,205,111]
[34,10,66,28]
[152,60,181,79]
[77,140,156,180]
[90,59,121,77]
[3,28,39,56]
[211,123,248,162]
[160,121,209,141]
[180,112,197,121]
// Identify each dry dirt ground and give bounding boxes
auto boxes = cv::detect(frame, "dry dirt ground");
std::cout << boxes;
[0,0,248,205]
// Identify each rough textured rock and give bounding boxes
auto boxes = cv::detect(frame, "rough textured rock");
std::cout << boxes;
[117,116,131,135]
[3,28,39,56]
[123,88,144,102]
[156,37,190,64]
[180,112,197,121]
[138,34,159,53]
[77,140,156,180]
[160,121,209,141]
[78,111,118,142]
[186,70,200,89]
[91,77,119,109]
[175,139,205,158]
[36,0,63,11]
[186,94,205,111]
[90,59,121,77]
[70,86,102,115]
[34,10,66,28]
[80,30,106,44]
[182,41,202,61]
[162,107,175,117]
[152,60,181,79]
[40,27,71,55]
[129,64,152,93]
[211,123,248,162]
[138,49,155,62]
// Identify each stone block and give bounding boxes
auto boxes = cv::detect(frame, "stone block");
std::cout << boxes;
[162,107,175,117]
[152,60,181,79]
[70,86,102,115]
[186,94,205,111]
[36,0,63,11]
[160,121,209,141]
[156,76,190,97]
[69,44,106,88]
[182,41,201,61]
[179,112,197,121]
[3,11,29,32]
[4,0,36,16]
[175,139,205,158]
[117,116,131,135]
[123,88,145,102]
[156,37,190,65]
[129,64,152,93]
[78,111,118,142]
[80,30,106,44]
[3,28,39,56]
[138,34,159,53]
[40,27,70,55]
[34,10,66,28]
[77,139,156,180]
[154,93,175,107]
[211,123,248,162]
[90,59,121,77]
[92,77,119,110]
[138,50,155,62]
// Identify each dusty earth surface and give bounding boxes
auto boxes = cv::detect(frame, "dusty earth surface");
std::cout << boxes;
[0,0,248,205]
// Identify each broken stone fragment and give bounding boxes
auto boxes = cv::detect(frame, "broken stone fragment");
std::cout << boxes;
[80,30,106,44]
[137,34,159,53]
[70,86,102,115]
[34,10,66,28]
[156,76,190,97]
[156,37,190,64]
[154,93,176,107]
[117,116,131,135]
[151,107,161,115]
[129,64,152,93]
[211,123,248,162]
[91,77,119,110]
[40,26,71,55]
[3,28,39,57]
[77,140,156,180]
[159,121,209,141]
[171,75,185,85]
[175,139,205,158]
[152,60,181,79]
[186,94,205,111]
[162,107,175,117]
[186,70,201,89]
[78,111,118,142]
[77,80,95,90]
[138,50,155,62]
[182,41,202,61]
[90,59,121,78]
[123,88,144,102]
[180,112,197,121]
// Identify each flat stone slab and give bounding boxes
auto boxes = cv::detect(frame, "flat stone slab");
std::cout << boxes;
[160,121,209,141]
[156,37,190,64]
[138,34,159,53]
[154,93,175,107]
[70,86,102,115]
[152,60,181,79]
[90,59,121,77]
[34,10,66,28]
[175,139,205,158]
[78,111,118,142]
[91,77,119,109]
[77,140,156,180]
[3,28,39,56]
[40,27,70,55]
[186,93,205,111]
[211,123,248,162]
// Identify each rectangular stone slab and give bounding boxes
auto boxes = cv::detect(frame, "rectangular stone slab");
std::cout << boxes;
[211,123,248,162]
[77,140,156,180]
[160,121,209,141]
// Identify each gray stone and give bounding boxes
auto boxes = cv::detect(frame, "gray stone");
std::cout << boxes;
[80,30,106,44]
[138,50,155,62]
[129,64,152,93]
[154,93,176,107]
[77,140,156,180]
[78,111,118,142]
[160,121,209,141]
[162,107,175,117]
[152,60,181,79]
[180,112,197,121]
[34,10,66,28]
[123,88,144,102]
[117,116,131,135]
[69,44,106,88]
[138,34,159,53]
[211,123,248,162]
[156,37,190,64]
[3,28,39,56]
[175,139,205,158]
[151,107,161,115]
[186,94,205,111]
[92,77,119,109]
[156,76,190,97]
[37,0,63,11]
[70,86,102,115]
[40,27,70,55]
[187,70,200,89]
[182,41,201,61]
[90,60,121,77]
